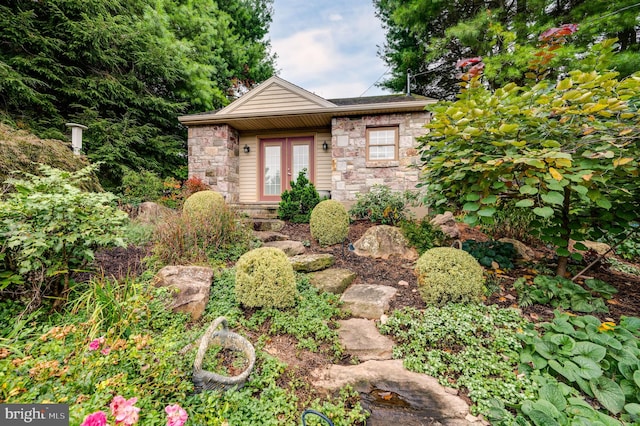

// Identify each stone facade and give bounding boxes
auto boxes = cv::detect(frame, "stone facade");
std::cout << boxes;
[187,124,240,203]
[330,111,430,201]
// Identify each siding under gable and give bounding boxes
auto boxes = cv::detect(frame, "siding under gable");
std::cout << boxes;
[226,83,328,115]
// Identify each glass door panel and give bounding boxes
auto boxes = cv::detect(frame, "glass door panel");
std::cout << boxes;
[291,143,310,180]
[263,145,281,196]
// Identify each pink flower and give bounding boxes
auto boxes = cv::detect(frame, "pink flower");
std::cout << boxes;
[80,411,107,426]
[101,346,111,356]
[110,395,139,425]
[89,336,105,351]
[456,57,482,68]
[165,404,188,426]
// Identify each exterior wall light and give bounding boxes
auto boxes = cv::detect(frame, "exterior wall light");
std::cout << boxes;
[243,144,250,153]
[322,141,329,151]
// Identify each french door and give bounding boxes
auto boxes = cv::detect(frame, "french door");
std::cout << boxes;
[260,136,314,201]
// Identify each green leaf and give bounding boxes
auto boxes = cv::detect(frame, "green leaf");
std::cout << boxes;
[571,341,607,363]
[481,194,498,204]
[549,359,579,382]
[528,409,560,426]
[533,207,554,218]
[572,185,589,195]
[465,193,481,201]
[591,377,625,414]
[541,191,565,206]
[520,185,539,195]
[624,403,640,416]
[572,355,603,379]
[596,198,613,209]
[539,383,567,412]
[463,202,480,212]
[477,207,496,217]
[515,199,535,207]
[633,370,640,388]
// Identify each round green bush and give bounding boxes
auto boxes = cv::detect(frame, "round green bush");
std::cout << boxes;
[182,190,225,216]
[309,200,349,246]
[414,247,485,305]
[234,247,297,308]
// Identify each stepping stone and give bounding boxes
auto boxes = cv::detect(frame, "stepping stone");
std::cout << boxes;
[263,240,306,256]
[254,231,290,243]
[338,318,393,361]
[311,360,485,425]
[309,268,356,294]
[289,253,335,272]
[340,284,397,319]
[251,219,285,232]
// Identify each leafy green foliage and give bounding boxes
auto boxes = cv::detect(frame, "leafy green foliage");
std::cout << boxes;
[462,240,517,269]
[399,217,447,254]
[419,38,640,276]
[414,247,485,305]
[374,1,640,100]
[349,185,415,226]
[480,199,542,245]
[235,247,297,309]
[514,275,617,313]
[608,258,640,277]
[182,190,225,217]
[310,200,350,247]
[277,170,321,223]
[379,304,535,415]
[518,312,640,420]
[0,164,127,303]
[119,168,165,205]
[151,203,255,268]
[0,0,275,188]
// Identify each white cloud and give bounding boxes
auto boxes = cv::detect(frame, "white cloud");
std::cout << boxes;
[269,0,391,99]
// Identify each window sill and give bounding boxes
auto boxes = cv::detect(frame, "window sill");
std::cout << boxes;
[365,160,399,168]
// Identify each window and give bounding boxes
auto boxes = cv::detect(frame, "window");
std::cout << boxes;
[366,127,398,161]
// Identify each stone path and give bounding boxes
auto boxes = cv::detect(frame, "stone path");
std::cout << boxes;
[250,220,488,425]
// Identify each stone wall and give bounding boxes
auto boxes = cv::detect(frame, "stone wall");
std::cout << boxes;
[187,124,240,203]
[330,111,430,201]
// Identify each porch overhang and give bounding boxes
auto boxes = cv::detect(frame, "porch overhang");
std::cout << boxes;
[178,100,436,131]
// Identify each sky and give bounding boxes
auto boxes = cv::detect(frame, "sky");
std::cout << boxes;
[267,0,392,99]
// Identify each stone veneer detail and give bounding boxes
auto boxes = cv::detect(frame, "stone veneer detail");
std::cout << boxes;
[187,124,240,203]
[330,112,430,201]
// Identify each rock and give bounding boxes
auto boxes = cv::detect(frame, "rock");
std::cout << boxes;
[309,268,356,294]
[572,240,613,256]
[398,280,409,287]
[311,360,472,423]
[353,225,418,260]
[338,318,394,361]
[154,265,214,321]
[254,231,290,243]
[135,201,173,224]
[263,240,306,256]
[251,219,285,232]
[340,284,397,319]
[498,238,535,261]
[430,211,460,239]
[289,253,335,272]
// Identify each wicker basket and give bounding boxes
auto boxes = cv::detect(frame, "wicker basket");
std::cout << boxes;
[192,316,256,392]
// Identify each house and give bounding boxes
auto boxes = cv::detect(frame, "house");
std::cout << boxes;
[178,76,436,217]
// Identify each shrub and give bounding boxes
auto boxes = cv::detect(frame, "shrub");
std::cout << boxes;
[480,199,541,245]
[349,185,415,225]
[152,203,254,268]
[400,217,447,254]
[277,170,321,223]
[0,164,128,306]
[414,247,485,305]
[234,247,296,308]
[120,168,164,205]
[461,239,517,269]
[182,190,225,217]
[310,200,349,246]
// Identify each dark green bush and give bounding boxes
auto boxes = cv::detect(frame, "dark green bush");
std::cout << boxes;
[348,185,415,225]
[461,239,517,269]
[400,217,447,254]
[277,170,321,223]
[480,199,541,244]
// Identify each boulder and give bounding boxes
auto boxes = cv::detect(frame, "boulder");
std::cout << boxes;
[254,231,290,243]
[154,265,214,321]
[352,225,418,260]
[311,360,479,425]
[309,268,356,294]
[251,219,285,232]
[289,253,335,272]
[574,240,613,256]
[135,201,173,224]
[340,284,397,319]
[498,238,536,261]
[430,211,460,239]
[263,240,306,256]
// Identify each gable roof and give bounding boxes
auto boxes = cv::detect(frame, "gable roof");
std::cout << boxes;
[179,76,436,130]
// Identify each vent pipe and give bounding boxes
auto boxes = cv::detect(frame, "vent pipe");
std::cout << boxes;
[65,123,88,155]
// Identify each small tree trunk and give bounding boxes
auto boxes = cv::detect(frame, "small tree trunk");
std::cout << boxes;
[556,186,572,277]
